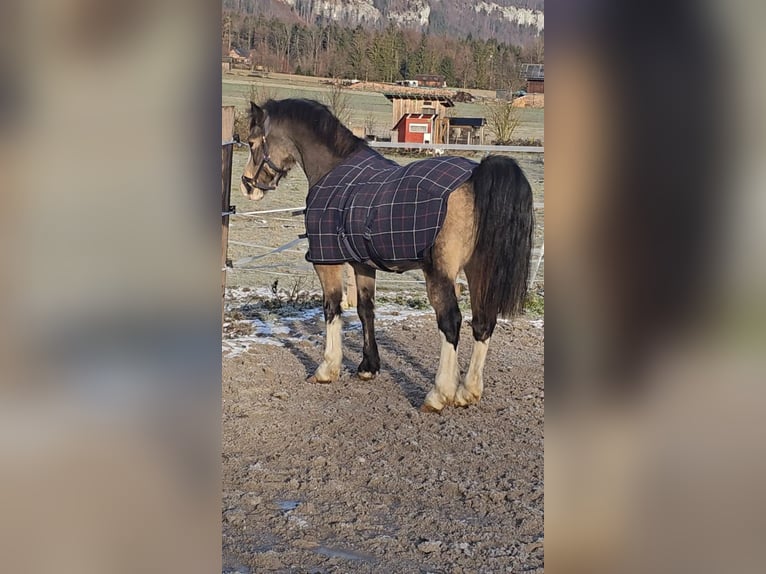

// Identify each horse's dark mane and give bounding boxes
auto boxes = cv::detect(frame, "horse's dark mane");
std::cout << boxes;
[263,98,366,157]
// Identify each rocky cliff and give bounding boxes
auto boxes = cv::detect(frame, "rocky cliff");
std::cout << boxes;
[224,0,544,44]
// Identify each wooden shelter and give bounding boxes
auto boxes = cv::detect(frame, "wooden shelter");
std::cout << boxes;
[520,63,544,94]
[448,117,487,145]
[392,113,435,144]
[384,93,454,145]
[414,74,447,88]
[527,79,544,94]
[227,48,251,69]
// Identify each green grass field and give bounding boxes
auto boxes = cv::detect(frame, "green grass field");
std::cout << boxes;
[223,72,544,142]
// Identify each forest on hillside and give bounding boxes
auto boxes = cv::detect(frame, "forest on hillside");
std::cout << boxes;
[222,14,544,90]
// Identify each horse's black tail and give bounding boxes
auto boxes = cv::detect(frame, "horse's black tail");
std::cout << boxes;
[468,155,535,318]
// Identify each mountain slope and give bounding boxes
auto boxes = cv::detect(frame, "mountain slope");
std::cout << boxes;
[223,0,544,45]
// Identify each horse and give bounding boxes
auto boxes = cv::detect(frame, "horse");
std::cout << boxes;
[240,98,534,412]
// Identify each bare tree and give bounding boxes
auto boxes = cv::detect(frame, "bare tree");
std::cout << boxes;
[322,82,352,127]
[363,113,377,138]
[535,36,545,64]
[484,99,521,145]
[234,83,278,140]
[222,15,232,53]
[248,82,277,106]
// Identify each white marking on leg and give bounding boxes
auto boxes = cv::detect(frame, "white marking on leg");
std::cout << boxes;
[315,316,342,382]
[456,338,490,406]
[423,333,460,411]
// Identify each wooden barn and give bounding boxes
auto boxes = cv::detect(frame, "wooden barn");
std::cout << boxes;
[414,74,447,88]
[520,63,544,94]
[527,79,544,94]
[227,48,251,69]
[385,93,454,145]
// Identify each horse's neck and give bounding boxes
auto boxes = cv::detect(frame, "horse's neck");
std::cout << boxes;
[291,135,349,188]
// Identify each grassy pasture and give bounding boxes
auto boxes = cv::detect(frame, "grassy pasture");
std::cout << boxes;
[223,72,544,142]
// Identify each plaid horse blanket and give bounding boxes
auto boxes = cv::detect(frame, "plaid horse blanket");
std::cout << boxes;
[305,147,477,267]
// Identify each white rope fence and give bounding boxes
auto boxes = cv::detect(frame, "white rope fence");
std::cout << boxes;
[233,203,544,218]
[234,206,306,217]
[369,141,544,154]
[227,198,544,290]
[226,143,544,288]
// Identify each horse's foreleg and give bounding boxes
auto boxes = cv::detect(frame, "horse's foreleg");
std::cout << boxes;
[310,264,344,383]
[352,263,380,380]
[422,271,462,412]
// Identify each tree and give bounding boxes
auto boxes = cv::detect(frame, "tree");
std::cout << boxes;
[221,7,540,89]
[347,29,371,81]
[363,113,377,138]
[438,56,456,86]
[484,99,520,145]
[322,83,352,127]
[472,40,493,89]
[222,15,233,53]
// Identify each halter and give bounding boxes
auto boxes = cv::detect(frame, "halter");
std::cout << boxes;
[241,136,289,192]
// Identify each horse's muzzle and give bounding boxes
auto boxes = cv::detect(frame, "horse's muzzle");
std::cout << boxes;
[241,174,276,193]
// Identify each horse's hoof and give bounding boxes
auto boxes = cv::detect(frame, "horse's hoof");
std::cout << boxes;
[306,375,332,384]
[357,371,376,381]
[454,386,480,407]
[422,389,452,413]
[453,396,477,407]
[420,403,443,414]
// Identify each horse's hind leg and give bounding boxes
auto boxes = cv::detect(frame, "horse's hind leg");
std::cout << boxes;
[421,269,462,412]
[351,263,380,380]
[455,258,497,406]
[420,187,475,412]
[309,264,344,383]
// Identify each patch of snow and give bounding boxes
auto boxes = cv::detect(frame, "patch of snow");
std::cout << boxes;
[473,2,544,34]
[279,308,324,323]
[222,300,436,357]
[313,0,381,26]
[251,318,290,337]
[374,304,433,324]
[225,286,274,301]
[390,0,430,27]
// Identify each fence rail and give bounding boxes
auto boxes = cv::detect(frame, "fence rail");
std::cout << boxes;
[233,203,544,218]
[369,141,544,154]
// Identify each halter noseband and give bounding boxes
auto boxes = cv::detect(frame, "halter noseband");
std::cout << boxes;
[241,136,289,193]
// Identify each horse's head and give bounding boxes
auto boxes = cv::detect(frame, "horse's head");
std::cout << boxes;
[240,101,297,200]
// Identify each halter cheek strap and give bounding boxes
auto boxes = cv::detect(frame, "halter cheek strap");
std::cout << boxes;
[241,136,289,192]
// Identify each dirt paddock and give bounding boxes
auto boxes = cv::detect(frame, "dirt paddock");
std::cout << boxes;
[222,305,544,573]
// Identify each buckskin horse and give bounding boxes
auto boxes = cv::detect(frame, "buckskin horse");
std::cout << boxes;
[240,98,534,412]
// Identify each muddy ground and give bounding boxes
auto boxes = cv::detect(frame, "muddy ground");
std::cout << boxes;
[222,294,544,573]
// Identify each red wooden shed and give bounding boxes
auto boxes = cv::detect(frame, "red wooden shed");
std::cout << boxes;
[392,113,435,144]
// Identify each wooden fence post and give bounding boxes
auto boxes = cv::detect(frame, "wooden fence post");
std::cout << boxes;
[221,106,236,326]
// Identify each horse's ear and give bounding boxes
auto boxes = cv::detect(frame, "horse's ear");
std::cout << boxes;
[249,101,265,129]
